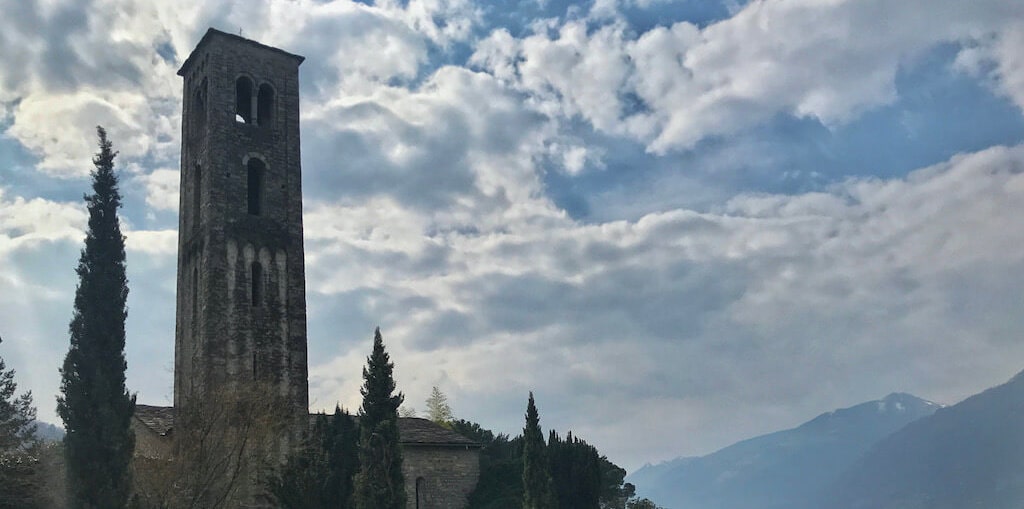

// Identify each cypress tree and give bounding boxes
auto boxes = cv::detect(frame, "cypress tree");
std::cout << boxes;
[354,328,406,509]
[57,127,136,509]
[326,406,360,506]
[522,392,557,509]
[548,431,602,508]
[270,406,359,509]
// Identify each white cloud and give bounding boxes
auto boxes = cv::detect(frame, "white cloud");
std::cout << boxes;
[955,23,1024,113]
[0,188,85,252]
[0,0,482,177]
[473,0,1024,154]
[124,229,177,255]
[8,91,177,177]
[140,168,180,211]
[0,0,184,176]
[376,0,481,47]
[303,143,1024,468]
[3,0,1024,474]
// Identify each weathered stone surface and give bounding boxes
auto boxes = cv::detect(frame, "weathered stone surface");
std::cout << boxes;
[174,27,308,437]
[403,444,481,509]
[132,405,174,460]
[142,27,481,508]
[135,409,482,509]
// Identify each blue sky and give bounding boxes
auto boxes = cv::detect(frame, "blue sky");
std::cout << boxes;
[2,0,1024,472]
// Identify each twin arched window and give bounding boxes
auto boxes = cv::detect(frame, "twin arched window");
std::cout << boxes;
[235,77,275,126]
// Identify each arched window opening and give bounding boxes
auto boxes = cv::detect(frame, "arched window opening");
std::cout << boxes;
[247,159,264,216]
[257,84,275,127]
[416,477,426,509]
[251,261,263,306]
[192,81,207,136]
[235,77,254,124]
[193,164,202,229]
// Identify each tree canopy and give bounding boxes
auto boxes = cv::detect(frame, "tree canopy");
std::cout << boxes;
[57,126,136,509]
[269,407,360,508]
[353,328,406,509]
[522,393,558,509]
[426,386,454,425]
[0,335,41,508]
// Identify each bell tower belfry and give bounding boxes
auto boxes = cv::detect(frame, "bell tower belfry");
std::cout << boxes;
[174,28,308,432]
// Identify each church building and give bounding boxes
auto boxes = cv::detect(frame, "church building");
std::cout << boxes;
[131,28,480,508]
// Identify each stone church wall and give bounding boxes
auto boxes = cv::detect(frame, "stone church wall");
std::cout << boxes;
[402,445,481,509]
[131,419,172,460]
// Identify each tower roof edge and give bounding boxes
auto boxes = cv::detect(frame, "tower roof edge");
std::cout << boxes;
[177,27,305,77]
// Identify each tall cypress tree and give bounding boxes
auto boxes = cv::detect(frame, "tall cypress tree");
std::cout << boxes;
[354,328,406,509]
[327,406,360,505]
[522,392,557,509]
[548,431,602,509]
[57,127,136,509]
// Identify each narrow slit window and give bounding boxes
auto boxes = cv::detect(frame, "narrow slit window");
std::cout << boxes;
[247,159,264,215]
[192,80,207,135]
[257,84,274,127]
[192,266,199,321]
[416,477,426,509]
[251,261,263,306]
[193,164,202,229]
[235,77,254,124]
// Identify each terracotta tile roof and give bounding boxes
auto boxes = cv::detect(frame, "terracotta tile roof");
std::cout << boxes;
[134,406,480,447]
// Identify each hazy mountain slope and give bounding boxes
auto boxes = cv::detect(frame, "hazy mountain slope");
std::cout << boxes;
[628,393,939,509]
[827,370,1024,509]
[33,420,65,442]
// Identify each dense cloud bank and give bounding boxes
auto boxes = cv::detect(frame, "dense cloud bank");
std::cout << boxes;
[1,0,1023,469]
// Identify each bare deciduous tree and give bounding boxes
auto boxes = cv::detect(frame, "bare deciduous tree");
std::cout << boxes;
[131,384,295,509]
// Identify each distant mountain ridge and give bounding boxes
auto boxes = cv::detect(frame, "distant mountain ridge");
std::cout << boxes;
[628,393,941,509]
[33,420,64,442]
[826,370,1024,509]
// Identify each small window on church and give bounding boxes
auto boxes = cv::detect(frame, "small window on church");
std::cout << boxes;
[251,261,263,306]
[192,265,199,320]
[193,164,202,229]
[236,77,254,124]
[247,159,264,216]
[416,477,426,509]
[193,79,207,136]
[257,84,274,127]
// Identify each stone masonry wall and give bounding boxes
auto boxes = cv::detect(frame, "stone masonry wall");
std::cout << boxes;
[402,445,481,509]
[175,28,308,437]
[130,420,172,460]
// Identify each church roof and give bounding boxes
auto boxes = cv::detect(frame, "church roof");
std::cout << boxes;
[388,417,482,448]
[133,406,481,447]
[135,404,175,436]
[177,27,305,76]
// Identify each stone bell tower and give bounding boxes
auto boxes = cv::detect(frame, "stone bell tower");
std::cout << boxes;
[174,28,308,437]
